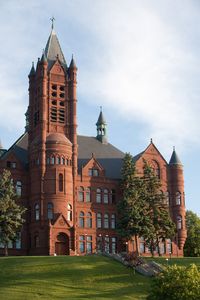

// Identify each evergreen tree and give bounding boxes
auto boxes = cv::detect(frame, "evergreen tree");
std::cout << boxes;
[0,169,26,256]
[117,153,149,254]
[142,160,175,256]
[184,210,200,257]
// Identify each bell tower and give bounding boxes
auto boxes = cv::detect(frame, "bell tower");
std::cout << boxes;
[27,22,77,255]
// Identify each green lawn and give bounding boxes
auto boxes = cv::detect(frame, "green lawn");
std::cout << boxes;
[0,255,151,300]
[0,255,200,300]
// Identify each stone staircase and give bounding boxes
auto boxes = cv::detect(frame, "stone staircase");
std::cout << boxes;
[103,252,164,277]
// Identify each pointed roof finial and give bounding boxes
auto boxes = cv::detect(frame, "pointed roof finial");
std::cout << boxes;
[173,146,175,151]
[100,106,102,112]
[150,138,153,143]
[50,16,55,30]
[169,147,182,165]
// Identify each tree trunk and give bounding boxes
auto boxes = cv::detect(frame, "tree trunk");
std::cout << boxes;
[135,235,139,255]
[4,243,8,256]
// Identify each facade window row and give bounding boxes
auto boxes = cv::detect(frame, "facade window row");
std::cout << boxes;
[97,235,117,254]
[78,212,116,229]
[139,238,172,254]
[46,156,72,166]
[78,187,116,204]
[34,203,72,222]
[0,232,21,249]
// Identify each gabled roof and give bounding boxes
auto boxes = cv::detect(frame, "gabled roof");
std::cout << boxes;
[0,133,28,168]
[77,135,125,179]
[45,28,67,68]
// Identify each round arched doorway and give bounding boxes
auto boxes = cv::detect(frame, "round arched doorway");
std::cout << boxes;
[55,233,69,255]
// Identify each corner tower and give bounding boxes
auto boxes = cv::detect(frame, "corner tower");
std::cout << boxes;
[168,147,187,254]
[27,23,77,255]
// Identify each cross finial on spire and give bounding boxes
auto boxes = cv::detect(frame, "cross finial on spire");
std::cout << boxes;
[100,106,102,112]
[173,146,175,151]
[50,16,55,29]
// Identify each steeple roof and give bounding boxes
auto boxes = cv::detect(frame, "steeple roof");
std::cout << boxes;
[96,110,106,126]
[44,27,67,67]
[69,55,77,69]
[29,62,35,77]
[169,147,182,165]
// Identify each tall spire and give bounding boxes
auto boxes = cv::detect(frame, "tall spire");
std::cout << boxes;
[169,147,182,165]
[44,20,67,67]
[96,107,108,144]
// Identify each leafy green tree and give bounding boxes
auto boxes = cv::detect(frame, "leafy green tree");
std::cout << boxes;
[117,153,149,254]
[184,210,200,257]
[0,169,26,256]
[147,264,200,300]
[142,160,175,256]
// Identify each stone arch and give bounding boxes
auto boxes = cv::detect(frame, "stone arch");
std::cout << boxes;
[55,232,69,255]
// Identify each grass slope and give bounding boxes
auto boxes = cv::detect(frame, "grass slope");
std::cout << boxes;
[1,256,199,300]
[0,255,151,300]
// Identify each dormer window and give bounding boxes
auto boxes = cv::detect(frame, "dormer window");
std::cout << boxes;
[88,168,99,177]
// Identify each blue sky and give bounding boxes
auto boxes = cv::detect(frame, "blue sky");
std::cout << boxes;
[0,0,200,215]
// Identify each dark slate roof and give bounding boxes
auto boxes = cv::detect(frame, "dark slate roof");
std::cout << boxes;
[96,111,106,126]
[169,149,182,165]
[77,135,125,179]
[1,133,28,168]
[45,29,67,68]
[69,56,77,69]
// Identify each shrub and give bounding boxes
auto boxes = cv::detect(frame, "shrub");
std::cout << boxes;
[147,264,200,300]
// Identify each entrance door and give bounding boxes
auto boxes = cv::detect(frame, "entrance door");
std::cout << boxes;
[55,233,69,255]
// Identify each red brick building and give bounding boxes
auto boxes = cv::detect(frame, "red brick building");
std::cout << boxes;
[0,25,186,256]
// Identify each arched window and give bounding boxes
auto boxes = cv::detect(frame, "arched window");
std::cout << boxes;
[46,157,50,165]
[177,216,182,229]
[56,156,61,165]
[104,213,109,228]
[16,181,22,196]
[61,157,65,165]
[96,188,101,203]
[35,204,40,221]
[176,192,181,205]
[86,188,91,202]
[111,214,116,229]
[67,204,72,221]
[79,211,84,228]
[47,202,53,220]
[151,160,160,179]
[97,213,102,228]
[78,186,84,202]
[34,234,39,248]
[59,174,63,192]
[86,212,92,228]
[103,189,109,204]
[51,156,55,165]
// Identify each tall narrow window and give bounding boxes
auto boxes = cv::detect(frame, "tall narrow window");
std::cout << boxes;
[15,232,21,249]
[16,181,22,196]
[104,213,109,229]
[79,212,84,228]
[97,213,102,228]
[96,188,101,203]
[103,189,109,204]
[51,156,55,165]
[79,235,85,253]
[59,174,63,192]
[176,192,181,205]
[111,214,116,229]
[86,188,91,202]
[165,191,170,205]
[67,204,72,221]
[47,202,53,220]
[78,187,84,202]
[35,204,40,221]
[86,212,92,228]
[111,237,116,254]
[177,216,182,229]
[86,236,92,253]
[104,236,110,253]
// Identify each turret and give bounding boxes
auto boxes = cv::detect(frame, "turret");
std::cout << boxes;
[96,107,108,144]
[168,147,187,251]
